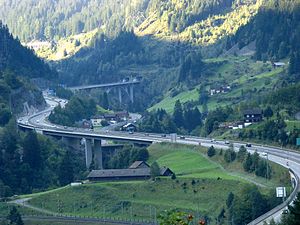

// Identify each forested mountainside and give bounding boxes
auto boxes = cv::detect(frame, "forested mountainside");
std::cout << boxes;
[0,0,150,41]
[227,0,300,61]
[136,0,262,45]
[54,31,206,111]
[1,0,299,112]
[0,22,58,115]
[0,0,261,45]
[53,0,300,111]
[0,22,56,80]
[0,24,85,197]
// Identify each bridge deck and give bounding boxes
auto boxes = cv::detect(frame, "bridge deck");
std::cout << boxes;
[68,81,140,91]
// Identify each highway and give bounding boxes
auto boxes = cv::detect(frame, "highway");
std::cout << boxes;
[68,80,140,91]
[17,94,300,225]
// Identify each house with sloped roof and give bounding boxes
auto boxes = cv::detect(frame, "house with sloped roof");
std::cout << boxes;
[160,167,174,176]
[87,161,174,181]
[87,168,151,181]
[128,161,150,169]
[243,108,263,123]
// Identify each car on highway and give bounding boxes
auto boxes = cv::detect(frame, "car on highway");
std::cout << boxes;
[246,143,252,147]
[211,139,215,142]
[179,136,185,139]
[261,152,268,157]
[129,131,134,134]
[225,140,230,144]
[161,134,166,137]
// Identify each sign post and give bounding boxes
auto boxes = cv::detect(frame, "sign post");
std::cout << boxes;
[276,187,286,202]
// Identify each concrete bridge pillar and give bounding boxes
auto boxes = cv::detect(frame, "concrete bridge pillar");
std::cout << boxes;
[129,85,134,103]
[85,138,93,169]
[118,87,122,104]
[94,139,103,169]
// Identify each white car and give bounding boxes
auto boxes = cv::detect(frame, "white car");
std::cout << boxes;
[261,152,268,157]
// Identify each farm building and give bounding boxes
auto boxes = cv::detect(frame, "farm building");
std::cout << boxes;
[87,161,174,181]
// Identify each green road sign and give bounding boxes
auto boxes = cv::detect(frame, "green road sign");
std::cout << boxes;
[297,138,300,146]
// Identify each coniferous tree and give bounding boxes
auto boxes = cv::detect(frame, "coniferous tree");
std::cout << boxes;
[264,106,273,119]
[173,100,184,128]
[207,146,216,157]
[224,145,236,163]
[58,150,74,186]
[22,131,42,171]
[243,153,253,172]
[102,92,109,110]
[237,145,247,162]
[7,207,24,225]
[150,161,160,179]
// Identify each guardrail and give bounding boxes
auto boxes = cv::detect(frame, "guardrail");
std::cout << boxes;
[247,169,299,225]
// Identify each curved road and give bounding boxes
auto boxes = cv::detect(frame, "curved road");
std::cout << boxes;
[17,94,300,225]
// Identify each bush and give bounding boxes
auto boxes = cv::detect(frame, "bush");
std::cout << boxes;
[207,146,216,157]
[150,162,160,178]
[224,149,236,163]
[237,146,247,162]
[171,173,176,180]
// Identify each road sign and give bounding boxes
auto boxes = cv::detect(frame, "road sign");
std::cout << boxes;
[276,187,286,198]
[297,138,300,146]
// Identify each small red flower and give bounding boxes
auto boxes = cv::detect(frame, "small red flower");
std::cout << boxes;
[198,220,205,225]
[187,214,193,221]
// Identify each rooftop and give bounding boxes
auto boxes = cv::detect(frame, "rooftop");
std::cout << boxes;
[243,108,262,115]
[129,161,149,169]
[88,168,151,178]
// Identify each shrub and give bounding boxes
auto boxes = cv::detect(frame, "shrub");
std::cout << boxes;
[207,146,216,157]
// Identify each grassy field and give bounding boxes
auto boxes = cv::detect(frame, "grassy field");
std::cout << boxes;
[286,120,300,132]
[149,56,284,113]
[198,147,291,189]
[148,88,199,113]
[6,143,287,224]
[148,143,241,180]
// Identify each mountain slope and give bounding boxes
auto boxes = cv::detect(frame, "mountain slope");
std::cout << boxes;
[0,22,56,80]
[0,0,150,41]
[0,22,57,115]
[0,0,261,47]
[136,0,262,45]
[227,0,300,61]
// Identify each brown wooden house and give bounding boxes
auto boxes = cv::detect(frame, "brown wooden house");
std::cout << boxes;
[87,161,174,181]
